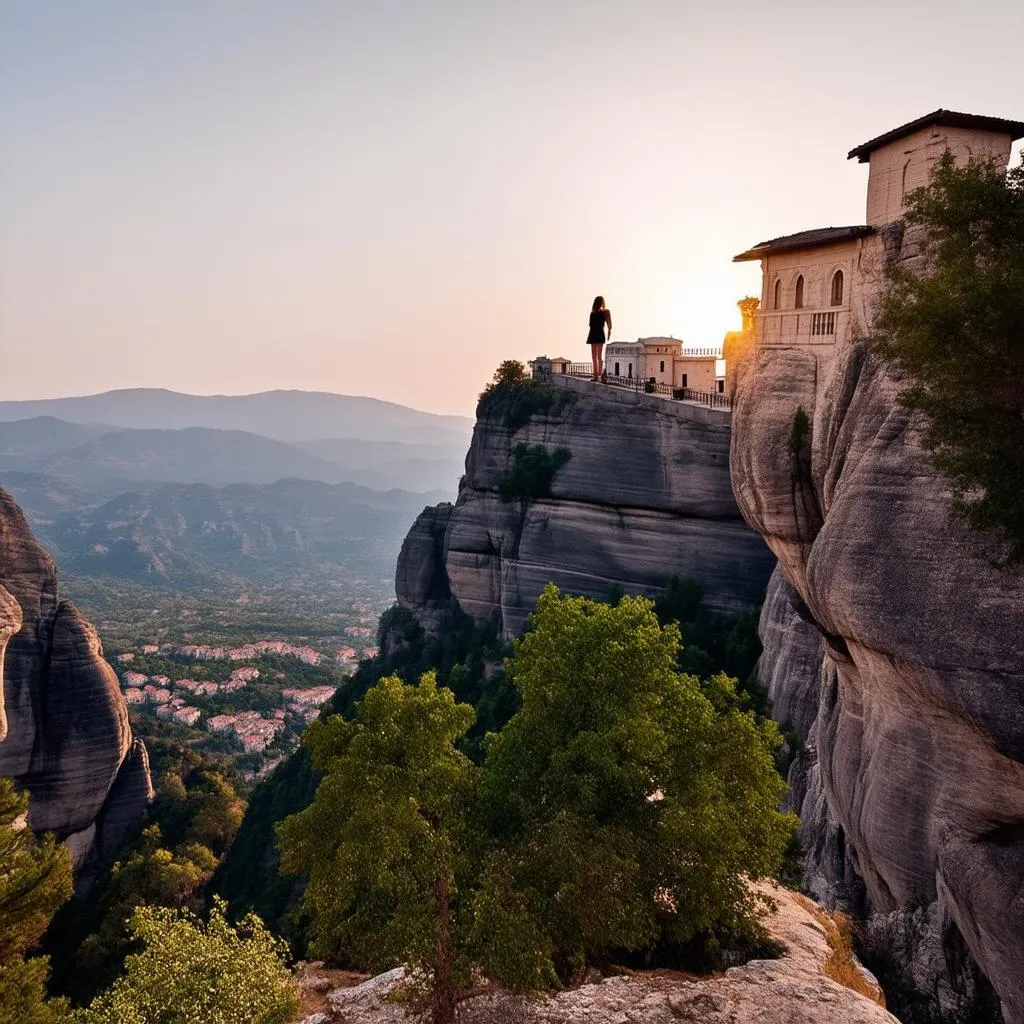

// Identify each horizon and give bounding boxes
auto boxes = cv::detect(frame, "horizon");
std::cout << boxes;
[0,384,475,422]
[3,1,1022,416]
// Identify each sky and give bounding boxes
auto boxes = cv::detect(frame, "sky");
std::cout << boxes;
[2,0,1022,416]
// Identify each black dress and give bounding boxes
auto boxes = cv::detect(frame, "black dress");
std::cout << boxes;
[587,309,609,346]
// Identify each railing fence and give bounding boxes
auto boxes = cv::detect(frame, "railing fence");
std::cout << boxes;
[544,363,732,410]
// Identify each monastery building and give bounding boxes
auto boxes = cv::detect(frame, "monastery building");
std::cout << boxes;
[734,109,1024,352]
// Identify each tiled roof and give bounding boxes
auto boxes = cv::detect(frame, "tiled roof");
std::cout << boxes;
[847,109,1024,162]
[733,226,874,262]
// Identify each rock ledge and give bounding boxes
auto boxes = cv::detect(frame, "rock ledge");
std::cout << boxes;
[300,885,896,1024]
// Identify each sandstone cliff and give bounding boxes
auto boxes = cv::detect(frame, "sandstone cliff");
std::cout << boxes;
[395,376,774,639]
[0,486,152,880]
[731,337,1024,1021]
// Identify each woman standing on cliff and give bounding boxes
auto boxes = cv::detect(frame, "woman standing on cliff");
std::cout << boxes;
[588,296,612,380]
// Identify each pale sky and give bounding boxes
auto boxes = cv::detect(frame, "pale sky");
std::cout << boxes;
[2,0,1022,416]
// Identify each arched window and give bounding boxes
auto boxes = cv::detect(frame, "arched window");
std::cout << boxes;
[773,279,782,310]
[794,275,805,309]
[831,270,844,306]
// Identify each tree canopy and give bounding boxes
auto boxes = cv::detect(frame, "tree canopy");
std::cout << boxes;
[874,152,1024,560]
[73,899,296,1024]
[279,587,794,1011]
[476,359,577,430]
[278,672,478,1023]
[0,778,73,1024]
[471,586,795,986]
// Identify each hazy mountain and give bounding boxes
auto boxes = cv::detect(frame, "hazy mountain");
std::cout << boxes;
[0,471,113,522]
[0,416,114,462]
[0,389,473,445]
[0,420,467,494]
[295,436,467,468]
[33,478,444,587]
[295,437,466,492]
[20,426,355,488]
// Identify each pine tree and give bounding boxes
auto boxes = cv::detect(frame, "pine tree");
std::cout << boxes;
[0,778,73,1024]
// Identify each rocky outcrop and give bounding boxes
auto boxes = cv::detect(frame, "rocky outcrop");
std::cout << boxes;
[395,377,774,639]
[300,884,898,1024]
[0,486,152,878]
[731,334,1024,1021]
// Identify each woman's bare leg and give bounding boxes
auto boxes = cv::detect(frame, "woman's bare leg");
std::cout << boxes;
[591,345,600,379]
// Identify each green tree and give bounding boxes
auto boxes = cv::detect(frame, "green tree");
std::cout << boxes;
[0,779,73,1024]
[477,360,577,430]
[74,899,296,1024]
[278,673,478,1024]
[481,359,529,394]
[69,825,216,995]
[874,152,1024,559]
[498,444,572,501]
[472,585,795,987]
[47,748,247,1006]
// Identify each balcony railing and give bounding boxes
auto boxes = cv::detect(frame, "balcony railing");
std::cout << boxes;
[548,363,731,409]
[759,308,846,346]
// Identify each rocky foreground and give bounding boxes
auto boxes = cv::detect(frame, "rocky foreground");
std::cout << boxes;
[298,885,896,1024]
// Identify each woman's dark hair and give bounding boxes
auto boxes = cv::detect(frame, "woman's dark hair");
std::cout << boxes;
[592,296,606,312]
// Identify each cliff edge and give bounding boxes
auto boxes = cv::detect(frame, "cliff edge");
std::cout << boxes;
[299,883,897,1024]
[394,375,775,639]
[730,334,1024,1021]
[0,486,152,881]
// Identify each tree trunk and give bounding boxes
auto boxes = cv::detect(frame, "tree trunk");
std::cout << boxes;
[432,871,456,1024]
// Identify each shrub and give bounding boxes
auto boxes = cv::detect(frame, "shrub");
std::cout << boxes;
[73,899,296,1024]
[497,444,571,502]
[477,361,577,431]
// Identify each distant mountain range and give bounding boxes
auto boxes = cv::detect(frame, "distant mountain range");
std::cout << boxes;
[22,478,445,587]
[0,418,467,495]
[0,388,473,446]
[0,388,472,610]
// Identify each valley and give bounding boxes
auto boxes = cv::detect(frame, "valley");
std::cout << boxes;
[0,388,470,649]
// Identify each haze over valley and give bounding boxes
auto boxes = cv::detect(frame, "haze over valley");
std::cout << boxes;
[0,388,469,647]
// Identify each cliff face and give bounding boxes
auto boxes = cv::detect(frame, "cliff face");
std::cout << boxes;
[395,376,774,639]
[731,337,1024,1021]
[0,486,152,878]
